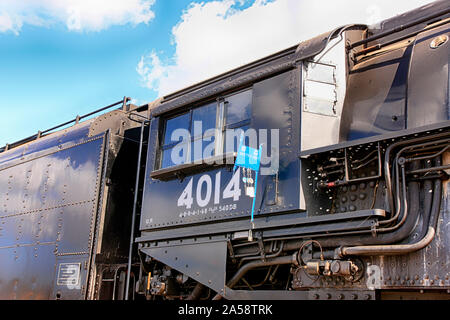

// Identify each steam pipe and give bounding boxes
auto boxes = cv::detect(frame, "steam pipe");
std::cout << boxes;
[186,283,205,300]
[212,253,297,300]
[339,164,442,256]
[280,171,421,250]
[339,226,435,256]
[417,160,434,240]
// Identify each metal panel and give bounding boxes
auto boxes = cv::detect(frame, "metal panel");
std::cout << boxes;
[0,244,56,299]
[140,70,302,232]
[300,33,347,151]
[0,132,108,300]
[251,69,301,214]
[339,41,412,141]
[137,209,384,243]
[407,22,449,128]
[375,179,450,289]
[140,240,227,293]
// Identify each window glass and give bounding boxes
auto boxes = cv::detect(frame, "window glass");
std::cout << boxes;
[164,113,190,145]
[190,136,216,162]
[223,125,252,154]
[158,88,252,170]
[225,89,252,126]
[192,103,217,137]
[161,143,189,168]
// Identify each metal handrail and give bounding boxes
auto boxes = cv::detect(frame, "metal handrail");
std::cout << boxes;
[0,97,130,153]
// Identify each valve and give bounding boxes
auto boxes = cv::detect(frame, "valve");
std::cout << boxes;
[304,259,362,281]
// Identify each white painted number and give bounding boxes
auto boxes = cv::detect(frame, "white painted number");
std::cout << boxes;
[177,170,242,209]
[223,169,241,202]
[196,175,212,207]
[177,177,194,209]
[214,172,221,204]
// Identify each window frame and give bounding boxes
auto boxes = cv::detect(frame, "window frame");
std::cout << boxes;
[156,87,252,171]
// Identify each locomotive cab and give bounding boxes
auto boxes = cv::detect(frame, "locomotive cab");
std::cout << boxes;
[136,1,450,300]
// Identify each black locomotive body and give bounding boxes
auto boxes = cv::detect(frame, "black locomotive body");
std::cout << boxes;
[0,1,449,300]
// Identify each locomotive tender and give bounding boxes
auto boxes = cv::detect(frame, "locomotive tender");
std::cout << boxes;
[1,1,450,300]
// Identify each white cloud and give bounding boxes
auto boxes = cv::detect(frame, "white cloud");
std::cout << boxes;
[137,0,436,97]
[0,0,155,34]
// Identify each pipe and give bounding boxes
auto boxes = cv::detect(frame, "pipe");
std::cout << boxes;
[237,241,284,267]
[340,226,435,256]
[407,164,450,175]
[383,133,450,214]
[281,171,421,250]
[340,168,442,256]
[417,161,434,240]
[227,254,297,289]
[186,283,205,301]
[428,159,443,230]
[212,253,297,300]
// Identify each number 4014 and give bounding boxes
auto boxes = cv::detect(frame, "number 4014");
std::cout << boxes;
[177,170,241,209]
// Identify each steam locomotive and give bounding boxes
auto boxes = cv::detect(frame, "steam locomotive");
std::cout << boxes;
[1,1,449,300]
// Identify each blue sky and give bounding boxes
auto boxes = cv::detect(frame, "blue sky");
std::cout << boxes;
[0,0,435,147]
